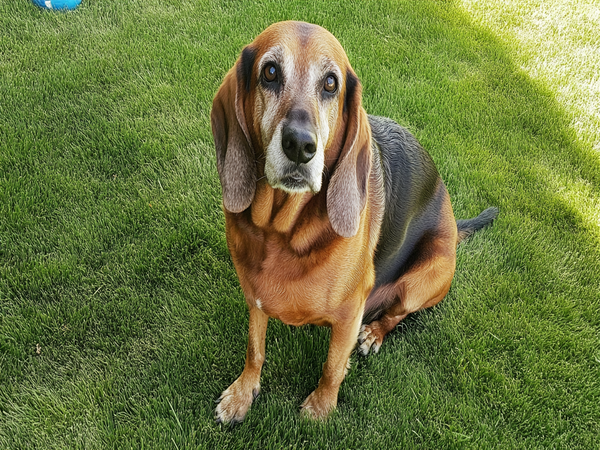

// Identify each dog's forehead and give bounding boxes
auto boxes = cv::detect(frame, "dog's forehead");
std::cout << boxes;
[252,21,349,69]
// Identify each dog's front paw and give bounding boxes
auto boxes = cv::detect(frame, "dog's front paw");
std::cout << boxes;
[357,323,384,355]
[215,376,260,425]
[300,387,337,420]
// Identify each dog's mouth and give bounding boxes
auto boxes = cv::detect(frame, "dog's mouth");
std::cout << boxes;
[280,172,310,192]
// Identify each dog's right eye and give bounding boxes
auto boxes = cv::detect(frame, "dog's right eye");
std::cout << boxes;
[263,64,277,82]
[324,75,337,93]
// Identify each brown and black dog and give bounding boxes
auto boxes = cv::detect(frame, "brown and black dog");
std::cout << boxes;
[211,21,497,423]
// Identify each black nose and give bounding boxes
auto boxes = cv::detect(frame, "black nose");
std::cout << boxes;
[281,125,317,165]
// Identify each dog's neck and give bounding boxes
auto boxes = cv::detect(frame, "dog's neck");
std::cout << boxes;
[250,180,319,234]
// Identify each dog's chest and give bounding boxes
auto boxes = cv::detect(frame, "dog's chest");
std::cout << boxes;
[244,235,336,327]
[228,224,350,327]
[226,190,370,327]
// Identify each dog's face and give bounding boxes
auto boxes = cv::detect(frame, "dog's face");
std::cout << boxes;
[212,21,371,237]
[250,22,349,195]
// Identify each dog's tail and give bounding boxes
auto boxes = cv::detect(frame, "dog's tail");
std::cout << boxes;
[456,207,499,244]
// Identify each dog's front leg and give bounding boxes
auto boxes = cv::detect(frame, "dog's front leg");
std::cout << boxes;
[300,306,363,420]
[215,306,268,424]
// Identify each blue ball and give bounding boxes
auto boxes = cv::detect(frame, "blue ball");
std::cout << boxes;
[32,0,81,10]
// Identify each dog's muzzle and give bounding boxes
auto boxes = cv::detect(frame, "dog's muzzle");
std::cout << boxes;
[265,109,323,194]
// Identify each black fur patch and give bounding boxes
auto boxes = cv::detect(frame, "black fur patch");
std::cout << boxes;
[368,115,442,289]
[238,46,257,93]
[344,70,359,114]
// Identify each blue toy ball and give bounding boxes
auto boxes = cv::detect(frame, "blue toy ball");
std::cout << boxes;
[32,0,81,10]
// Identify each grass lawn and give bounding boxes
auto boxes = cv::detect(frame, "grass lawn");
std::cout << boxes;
[1,0,599,448]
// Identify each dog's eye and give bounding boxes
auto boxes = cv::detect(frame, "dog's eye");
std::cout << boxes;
[263,64,277,82]
[324,75,337,93]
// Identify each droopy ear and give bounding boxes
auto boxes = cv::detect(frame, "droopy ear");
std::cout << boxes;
[211,46,257,213]
[327,69,372,238]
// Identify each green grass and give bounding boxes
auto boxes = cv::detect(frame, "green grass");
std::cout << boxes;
[1,0,599,448]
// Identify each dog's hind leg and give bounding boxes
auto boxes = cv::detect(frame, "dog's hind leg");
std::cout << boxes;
[358,232,456,355]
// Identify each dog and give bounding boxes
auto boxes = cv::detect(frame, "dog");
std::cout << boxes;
[211,21,498,423]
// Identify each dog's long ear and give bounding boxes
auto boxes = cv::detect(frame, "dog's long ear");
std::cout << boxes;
[211,46,257,213]
[327,69,372,238]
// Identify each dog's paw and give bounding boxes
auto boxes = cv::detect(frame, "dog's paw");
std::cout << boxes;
[357,323,384,355]
[300,387,337,420]
[215,376,260,425]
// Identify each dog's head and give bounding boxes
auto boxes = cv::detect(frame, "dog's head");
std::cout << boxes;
[212,21,371,237]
